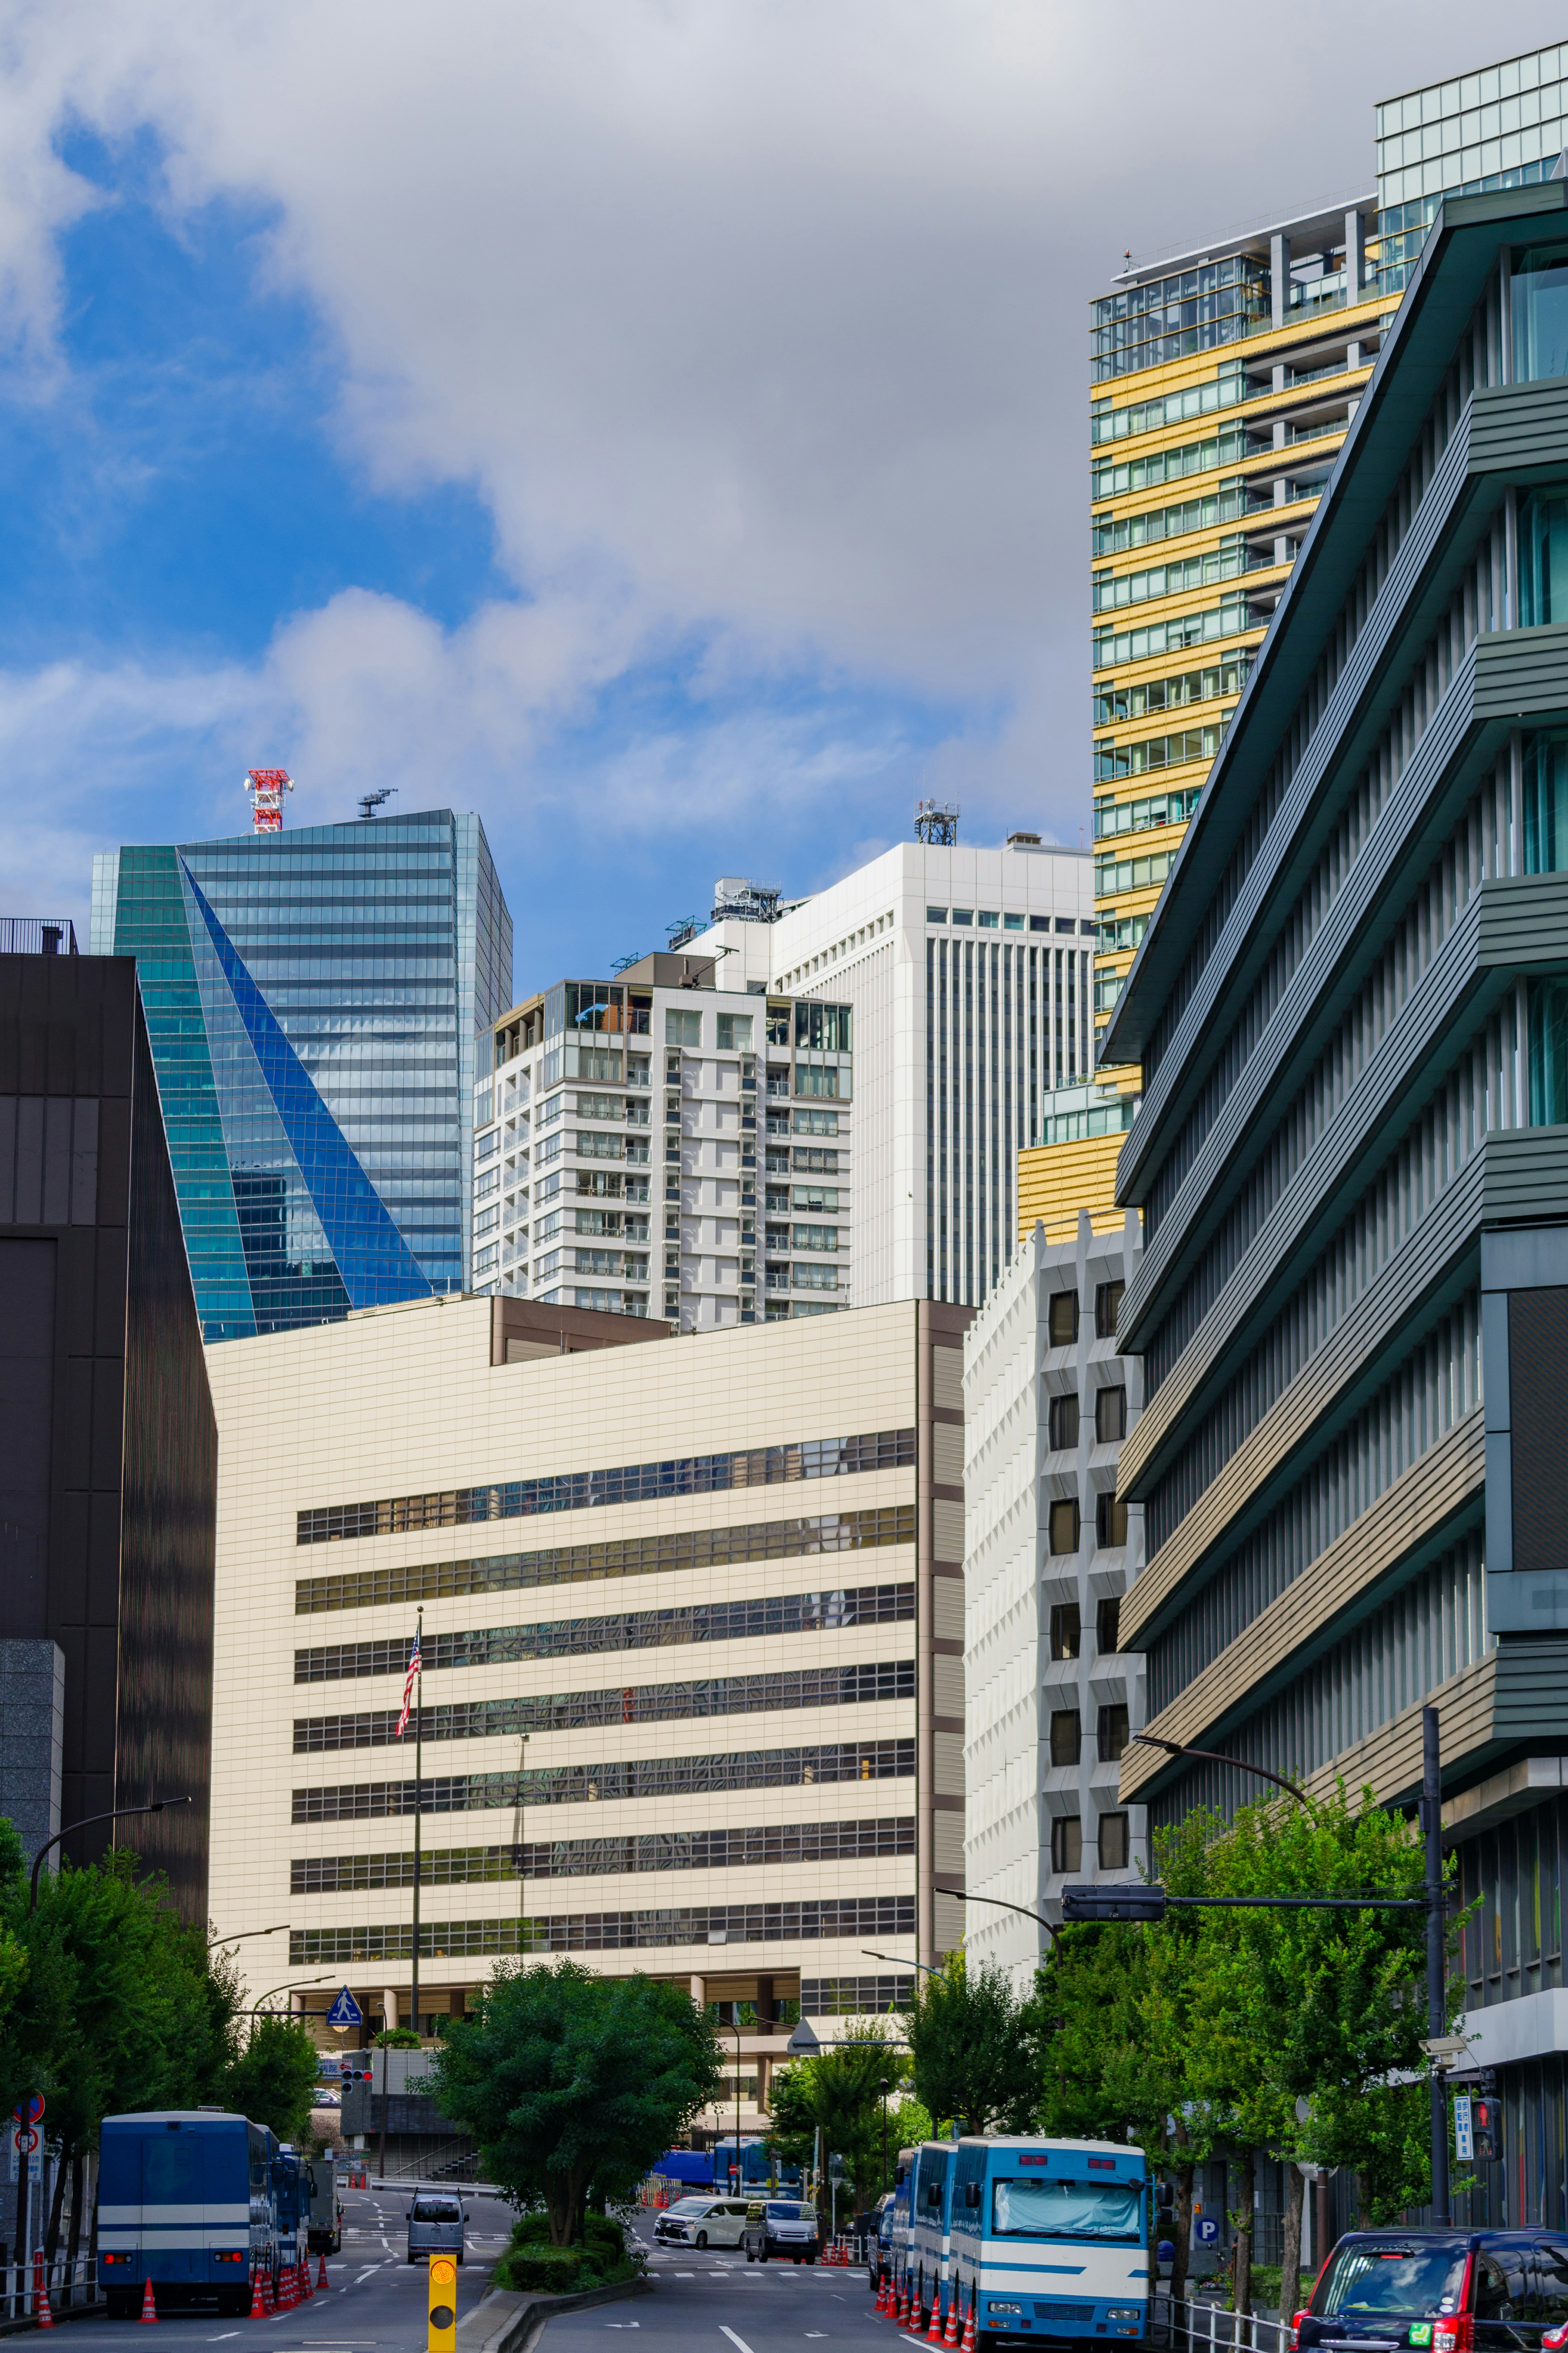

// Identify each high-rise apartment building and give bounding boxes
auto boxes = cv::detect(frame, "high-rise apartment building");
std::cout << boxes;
[688,839,1096,1311]
[203,1290,970,2107]
[962,1214,1144,1990]
[1103,174,1568,2230]
[91,810,511,1340]
[473,953,853,1333]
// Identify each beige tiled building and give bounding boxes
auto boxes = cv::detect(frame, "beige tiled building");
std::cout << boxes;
[206,1292,968,2129]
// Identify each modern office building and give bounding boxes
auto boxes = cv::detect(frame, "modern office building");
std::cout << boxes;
[91,807,511,1340]
[1103,178,1568,2228]
[203,1290,970,2121]
[686,838,1097,1311]
[0,939,216,1918]
[963,1213,1144,1991]
[473,953,853,1332]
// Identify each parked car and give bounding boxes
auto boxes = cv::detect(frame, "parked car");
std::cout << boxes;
[654,2196,755,2250]
[743,2200,820,2264]
[407,2194,466,2266]
[1295,2231,1568,2353]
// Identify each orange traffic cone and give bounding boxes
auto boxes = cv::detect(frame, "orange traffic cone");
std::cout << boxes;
[300,2256,313,2301]
[278,2262,294,2312]
[961,2295,977,2353]
[138,2279,159,2324]
[34,2251,53,2329]
[927,2291,944,2344]
[249,2266,267,2320]
[897,2284,909,2327]
[317,2253,330,2292]
[944,2290,960,2346]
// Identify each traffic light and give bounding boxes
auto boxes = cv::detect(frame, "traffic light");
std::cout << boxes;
[1060,1882,1168,1923]
[1473,2097,1502,2164]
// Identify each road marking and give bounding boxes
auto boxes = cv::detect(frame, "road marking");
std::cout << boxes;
[721,2331,758,2353]
[207,2334,241,2341]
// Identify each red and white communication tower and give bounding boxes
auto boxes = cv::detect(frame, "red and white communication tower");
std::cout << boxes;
[243,768,294,832]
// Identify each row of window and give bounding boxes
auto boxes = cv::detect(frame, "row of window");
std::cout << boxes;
[293,1659,916,1749]
[766,1147,842,1176]
[294,1584,914,1682]
[1093,593,1256,676]
[1090,427,1250,504]
[1092,533,1247,614]
[924,908,1095,936]
[290,1814,917,1890]
[1048,1493,1129,1551]
[290,1894,917,1963]
[297,1425,914,1544]
[1092,653,1252,730]
[1090,362,1245,441]
[1047,1282,1124,1344]
[1051,1598,1122,1658]
[291,1737,915,1821]
[1049,1703,1130,1765]
[1047,1388,1127,1448]
[765,1187,842,1214]
[1090,481,1249,559]
[1050,1813,1131,1872]
[1096,846,1176,899]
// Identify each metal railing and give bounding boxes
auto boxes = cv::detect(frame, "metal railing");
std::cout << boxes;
[4,2252,100,2322]
[1152,2296,1293,2353]
[0,918,78,957]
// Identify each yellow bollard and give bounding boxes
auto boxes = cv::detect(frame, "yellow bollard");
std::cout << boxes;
[428,2255,457,2353]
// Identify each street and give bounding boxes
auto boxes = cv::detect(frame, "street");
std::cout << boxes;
[541,2220,888,2353]
[68,2178,512,2353]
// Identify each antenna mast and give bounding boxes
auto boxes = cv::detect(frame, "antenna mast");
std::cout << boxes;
[914,798,958,847]
[244,769,294,833]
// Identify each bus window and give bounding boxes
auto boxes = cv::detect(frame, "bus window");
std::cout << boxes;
[993,2179,1142,2239]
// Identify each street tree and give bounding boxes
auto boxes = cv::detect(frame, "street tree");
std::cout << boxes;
[901,1954,1038,2136]
[222,2013,323,2144]
[427,1959,722,2244]
[767,2020,908,2206]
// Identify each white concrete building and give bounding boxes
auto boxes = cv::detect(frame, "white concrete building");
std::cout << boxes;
[962,1213,1146,1993]
[688,837,1096,1314]
[472,952,853,1336]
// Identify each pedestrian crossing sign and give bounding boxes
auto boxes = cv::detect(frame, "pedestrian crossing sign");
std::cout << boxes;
[326,1986,364,2031]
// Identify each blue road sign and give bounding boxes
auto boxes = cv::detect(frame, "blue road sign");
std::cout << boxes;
[326,1986,364,2030]
[1194,2218,1219,2247]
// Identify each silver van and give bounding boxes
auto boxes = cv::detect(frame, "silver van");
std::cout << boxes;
[406,2194,466,2264]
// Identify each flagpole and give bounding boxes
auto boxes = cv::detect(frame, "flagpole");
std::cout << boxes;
[410,1608,423,2044]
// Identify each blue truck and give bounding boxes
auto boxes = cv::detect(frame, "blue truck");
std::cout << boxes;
[98,2111,280,2317]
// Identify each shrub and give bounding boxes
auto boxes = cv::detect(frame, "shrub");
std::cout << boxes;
[490,2208,640,2295]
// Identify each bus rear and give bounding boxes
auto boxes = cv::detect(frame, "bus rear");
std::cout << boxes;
[98,2112,277,2317]
[908,2142,958,2326]
[950,2137,1149,2353]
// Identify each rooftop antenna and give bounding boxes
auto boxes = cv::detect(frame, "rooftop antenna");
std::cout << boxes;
[244,769,294,833]
[914,798,958,848]
[611,951,648,973]
[358,787,397,821]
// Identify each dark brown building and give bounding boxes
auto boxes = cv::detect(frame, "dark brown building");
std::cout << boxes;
[0,944,216,1919]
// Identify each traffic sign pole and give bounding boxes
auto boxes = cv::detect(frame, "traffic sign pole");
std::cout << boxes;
[12,2098,42,2324]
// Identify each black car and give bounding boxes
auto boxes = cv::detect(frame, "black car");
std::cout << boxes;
[1294,2232,1568,2353]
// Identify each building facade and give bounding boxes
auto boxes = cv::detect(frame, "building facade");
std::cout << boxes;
[688,839,1097,1313]
[91,809,511,1339]
[0,945,216,1918]
[473,954,853,1333]
[1103,178,1568,2229]
[963,1213,1145,1992]
[204,1291,969,2123]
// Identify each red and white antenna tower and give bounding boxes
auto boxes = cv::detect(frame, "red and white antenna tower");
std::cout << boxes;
[244,769,294,832]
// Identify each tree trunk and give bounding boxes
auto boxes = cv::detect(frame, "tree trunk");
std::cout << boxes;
[44,2151,67,2266]
[65,2156,84,2309]
[1171,2168,1195,2345]
[1355,2170,1371,2230]
[1232,2150,1255,2332]
[1279,2163,1305,2325]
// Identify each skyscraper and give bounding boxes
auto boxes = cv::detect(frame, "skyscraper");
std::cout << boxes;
[91,808,511,1340]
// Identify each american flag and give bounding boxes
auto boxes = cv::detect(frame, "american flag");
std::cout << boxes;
[394,1631,421,1739]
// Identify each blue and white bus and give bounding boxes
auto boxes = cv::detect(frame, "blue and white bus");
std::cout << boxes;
[949,2137,1149,2353]
[906,2141,959,2326]
[98,2111,280,2318]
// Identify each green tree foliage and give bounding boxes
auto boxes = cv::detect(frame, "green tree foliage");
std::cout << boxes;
[426,1959,722,2244]
[374,2026,421,2048]
[767,2021,908,2205]
[902,1953,1040,2137]
[222,2014,323,2143]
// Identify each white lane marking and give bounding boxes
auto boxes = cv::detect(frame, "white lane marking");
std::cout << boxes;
[207,2334,241,2341]
[721,2332,758,2353]
[807,2335,829,2339]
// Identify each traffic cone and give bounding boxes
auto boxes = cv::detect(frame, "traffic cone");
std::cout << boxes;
[317,2253,330,2292]
[249,2266,267,2320]
[897,2283,909,2327]
[927,2291,944,2344]
[877,2278,889,2315]
[962,2295,976,2353]
[278,2262,294,2312]
[944,2290,960,2346]
[300,2256,313,2301]
[34,2252,53,2328]
[138,2279,159,2324]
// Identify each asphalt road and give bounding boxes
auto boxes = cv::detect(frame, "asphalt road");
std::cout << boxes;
[540,2219,890,2353]
[64,2178,513,2353]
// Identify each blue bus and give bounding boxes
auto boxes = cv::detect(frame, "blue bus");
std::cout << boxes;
[905,2141,958,2325]
[99,2112,280,2317]
[949,2138,1149,2353]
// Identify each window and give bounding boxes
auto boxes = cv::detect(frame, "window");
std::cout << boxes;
[792,1187,839,1213]
[1049,1603,1080,1660]
[1048,1499,1080,1555]
[717,1014,753,1050]
[1095,1280,1124,1338]
[1097,1704,1129,1763]
[1048,1292,1079,1346]
[793,1225,839,1253]
[1098,1812,1129,1871]
[795,1003,851,1052]
[795,1264,840,1290]
[475,1126,499,1162]
[1095,1387,1127,1443]
[475,1166,499,1198]
[1048,1394,1079,1451]
[1514,241,1568,384]
[1049,1711,1082,1767]
[1096,1492,1128,1548]
[1029,915,1049,932]
[1055,917,1076,933]
[1534,2249,1568,2328]
[666,1010,702,1047]
[794,1111,839,1136]
[1003,913,1024,931]
[1051,1816,1082,1873]
[1096,1596,1120,1655]
[793,1146,840,1170]
[978,910,999,929]
[927,907,948,923]
[951,908,973,925]
[795,1064,840,1098]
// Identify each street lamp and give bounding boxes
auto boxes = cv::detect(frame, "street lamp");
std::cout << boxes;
[878,2076,891,2199]
[29,1797,192,1910]
[248,1976,333,2012]
[862,1946,940,1976]
[208,1923,290,1947]
[1126,1732,1315,1810]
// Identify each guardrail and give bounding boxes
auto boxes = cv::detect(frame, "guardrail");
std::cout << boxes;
[4,2252,99,2323]
[1152,2296,1292,2353]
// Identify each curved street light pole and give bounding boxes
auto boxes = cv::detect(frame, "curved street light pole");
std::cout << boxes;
[1127,1732,1316,1811]
[30,1798,191,1911]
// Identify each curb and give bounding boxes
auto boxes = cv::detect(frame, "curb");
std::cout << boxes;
[457,2276,653,2353]
[0,2302,107,2336]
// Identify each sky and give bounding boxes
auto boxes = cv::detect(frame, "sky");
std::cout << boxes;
[3,0,1566,988]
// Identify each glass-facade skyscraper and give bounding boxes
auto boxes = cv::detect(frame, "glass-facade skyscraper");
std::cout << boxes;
[91,810,511,1341]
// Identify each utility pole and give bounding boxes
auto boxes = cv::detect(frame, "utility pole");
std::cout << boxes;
[410,1609,423,2044]
[1423,1706,1451,2227]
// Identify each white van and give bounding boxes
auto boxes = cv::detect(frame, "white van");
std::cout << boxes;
[653,2196,753,2250]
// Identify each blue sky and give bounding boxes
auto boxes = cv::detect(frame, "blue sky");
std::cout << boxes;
[4,1,1563,991]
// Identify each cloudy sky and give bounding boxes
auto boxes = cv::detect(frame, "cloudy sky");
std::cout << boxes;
[3,0,1563,984]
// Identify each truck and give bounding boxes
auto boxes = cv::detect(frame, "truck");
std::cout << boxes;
[305,2151,343,2255]
[272,2146,309,2273]
[907,2142,957,2327]
[98,2110,279,2318]
[947,2136,1150,2353]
